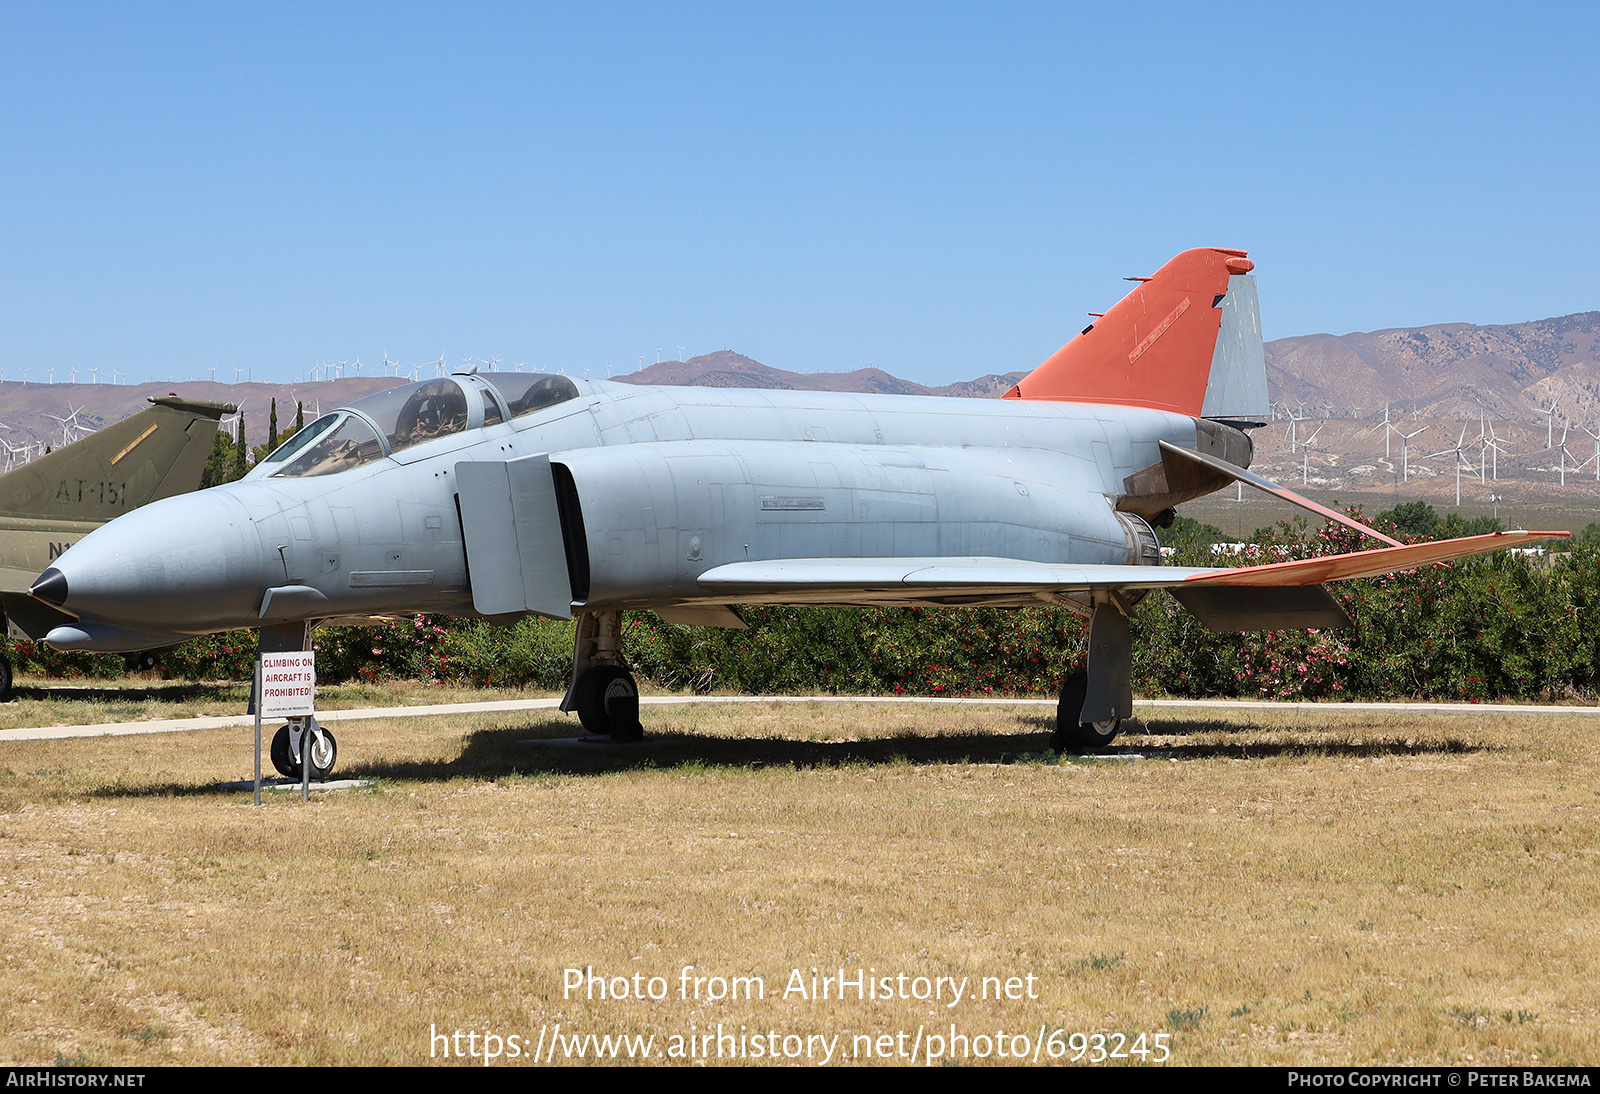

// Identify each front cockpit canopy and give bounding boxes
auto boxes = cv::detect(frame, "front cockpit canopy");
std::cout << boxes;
[262,372,584,479]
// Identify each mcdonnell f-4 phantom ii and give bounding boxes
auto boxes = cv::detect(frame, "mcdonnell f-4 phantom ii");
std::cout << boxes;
[0,394,234,697]
[27,249,1565,772]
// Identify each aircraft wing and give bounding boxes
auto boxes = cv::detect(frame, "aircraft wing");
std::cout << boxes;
[696,530,1570,630]
[697,557,1216,603]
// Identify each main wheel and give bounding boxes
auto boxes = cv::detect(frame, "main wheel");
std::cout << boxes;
[270,725,299,778]
[574,666,642,741]
[0,654,13,701]
[305,726,337,780]
[1052,670,1122,750]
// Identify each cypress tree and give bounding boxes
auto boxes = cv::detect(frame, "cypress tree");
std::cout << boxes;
[268,398,279,452]
[295,400,304,434]
[200,430,233,489]
[233,412,247,479]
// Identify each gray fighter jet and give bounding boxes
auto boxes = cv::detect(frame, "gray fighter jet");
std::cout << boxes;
[0,394,234,696]
[28,249,1564,770]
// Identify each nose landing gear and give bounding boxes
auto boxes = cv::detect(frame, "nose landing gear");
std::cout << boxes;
[573,664,642,742]
[270,719,338,780]
[561,611,643,741]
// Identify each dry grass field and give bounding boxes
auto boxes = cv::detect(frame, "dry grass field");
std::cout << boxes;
[2,683,1598,1066]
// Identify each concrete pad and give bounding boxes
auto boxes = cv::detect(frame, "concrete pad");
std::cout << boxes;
[217,777,374,792]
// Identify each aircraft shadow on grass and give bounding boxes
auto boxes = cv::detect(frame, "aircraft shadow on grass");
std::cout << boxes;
[340,713,1490,782]
[83,714,1491,800]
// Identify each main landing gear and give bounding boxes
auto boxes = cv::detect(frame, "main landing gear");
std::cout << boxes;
[1052,670,1122,749]
[270,719,338,780]
[562,611,643,742]
[1051,598,1134,751]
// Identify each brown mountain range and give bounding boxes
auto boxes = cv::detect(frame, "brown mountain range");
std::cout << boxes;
[1265,312,1600,423]
[620,352,1027,399]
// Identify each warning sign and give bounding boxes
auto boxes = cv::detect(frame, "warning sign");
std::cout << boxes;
[260,651,316,718]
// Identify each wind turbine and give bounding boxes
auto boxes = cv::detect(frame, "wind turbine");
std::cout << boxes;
[1573,423,1600,482]
[1294,424,1323,485]
[1427,423,1475,506]
[1543,400,1561,448]
[1581,424,1600,481]
[1485,419,1510,481]
[1398,425,1428,482]
[1284,407,1306,450]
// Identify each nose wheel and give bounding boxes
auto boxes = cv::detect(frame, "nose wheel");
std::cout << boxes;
[270,721,338,780]
[573,666,643,742]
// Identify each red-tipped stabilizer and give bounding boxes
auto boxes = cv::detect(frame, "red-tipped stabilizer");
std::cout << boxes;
[1004,247,1253,415]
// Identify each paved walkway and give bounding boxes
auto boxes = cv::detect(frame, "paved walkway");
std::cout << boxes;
[0,694,1595,742]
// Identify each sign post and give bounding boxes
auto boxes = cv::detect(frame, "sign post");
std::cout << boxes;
[252,661,262,807]
[260,651,317,801]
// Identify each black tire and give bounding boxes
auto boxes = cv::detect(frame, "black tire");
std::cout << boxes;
[0,654,12,701]
[270,725,299,779]
[1052,670,1121,750]
[305,726,337,780]
[574,665,642,741]
[121,651,159,673]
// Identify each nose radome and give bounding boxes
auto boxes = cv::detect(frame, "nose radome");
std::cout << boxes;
[38,488,271,635]
[29,567,67,606]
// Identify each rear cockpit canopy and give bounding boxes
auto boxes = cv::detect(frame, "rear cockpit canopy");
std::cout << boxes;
[260,372,584,479]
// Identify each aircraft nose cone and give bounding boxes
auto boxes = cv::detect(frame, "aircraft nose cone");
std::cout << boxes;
[29,567,67,606]
[44,489,272,634]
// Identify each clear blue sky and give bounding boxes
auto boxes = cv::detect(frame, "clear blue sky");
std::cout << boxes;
[2,2,1596,386]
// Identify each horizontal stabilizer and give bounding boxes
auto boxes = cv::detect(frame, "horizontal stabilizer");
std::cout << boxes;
[1159,441,1403,547]
[1190,530,1569,587]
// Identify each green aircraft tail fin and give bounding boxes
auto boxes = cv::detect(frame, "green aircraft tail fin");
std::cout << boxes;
[0,395,236,521]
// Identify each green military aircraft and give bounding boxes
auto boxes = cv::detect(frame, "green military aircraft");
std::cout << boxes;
[0,394,234,696]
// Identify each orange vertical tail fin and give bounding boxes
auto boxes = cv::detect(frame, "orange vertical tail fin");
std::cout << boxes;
[1005,247,1268,421]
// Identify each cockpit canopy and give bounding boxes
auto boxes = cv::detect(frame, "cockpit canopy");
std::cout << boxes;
[263,372,583,478]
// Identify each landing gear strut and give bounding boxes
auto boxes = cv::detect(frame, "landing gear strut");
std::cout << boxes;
[562,611,643,741]
[270,719,338,780]
[1051,598,1133,750]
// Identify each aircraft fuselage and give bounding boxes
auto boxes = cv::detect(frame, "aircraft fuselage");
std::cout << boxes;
[36,377,1228,647]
